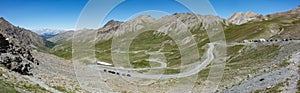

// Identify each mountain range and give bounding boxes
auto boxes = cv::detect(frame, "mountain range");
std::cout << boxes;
[0,5,300,93]
[32,28,67,39]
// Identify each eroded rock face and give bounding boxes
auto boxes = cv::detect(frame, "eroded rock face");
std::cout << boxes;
[0,33,38,75]
[0,34,9,52]
[227,11,263,25]
[103,20,123,29]
[0,17,51,48]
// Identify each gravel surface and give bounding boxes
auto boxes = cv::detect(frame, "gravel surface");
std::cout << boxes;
[31,51,87,92]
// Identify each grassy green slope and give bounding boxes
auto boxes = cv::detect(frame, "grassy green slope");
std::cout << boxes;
[49,41,73,60]
[192,17,300,88]
[50,17,300,70]
[94,29,208,68]
[225,17,300,42]
[0,68,49,92]
[225,18,277,42]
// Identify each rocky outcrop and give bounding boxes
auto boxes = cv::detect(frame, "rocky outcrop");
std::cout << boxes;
[0,27,38,75]
[103,20,123,29]
[0,17,52,48]
[227,11,263,25]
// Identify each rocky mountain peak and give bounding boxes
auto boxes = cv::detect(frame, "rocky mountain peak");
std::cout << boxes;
[135,15,153,19]
[227,11,263,25]
[0,17,4,21]
[0,17,14,29]
[131,15,156,23]
[290,5,300,14]
[103,20,123,28]
[0,17,5,22]
[245,11,258,17]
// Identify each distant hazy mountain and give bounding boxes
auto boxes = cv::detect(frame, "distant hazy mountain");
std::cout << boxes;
[32,28,66,39]
[48,19,123,44]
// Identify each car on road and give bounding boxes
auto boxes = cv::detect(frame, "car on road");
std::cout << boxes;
[108,70,116,74]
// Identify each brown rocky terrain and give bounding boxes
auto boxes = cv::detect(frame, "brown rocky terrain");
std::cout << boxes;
[0,17,53,48]
[0,30,38,75]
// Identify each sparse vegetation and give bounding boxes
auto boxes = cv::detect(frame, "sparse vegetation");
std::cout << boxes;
[227,45,244,56]
[224,18,286,42]
[220,45,280,87]
[254,79,290,93]
[278,56,291,68]
[297,80,300,92]
[121,91,129,93]
[163,69,180,74]
[198,68,210,78]
[129,30,181,68]
[50,41,72,60]
[131,60,151,68]
[0,63,4,67]
[49,24,210,68]
[0,79,18,93]
[95,39,113,63]
[53,86,72,93]
[228,45,279,69]
[18,83,48,92]
[0,77,48,93]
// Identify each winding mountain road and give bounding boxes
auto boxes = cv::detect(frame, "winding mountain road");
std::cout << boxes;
[90,43,215,79]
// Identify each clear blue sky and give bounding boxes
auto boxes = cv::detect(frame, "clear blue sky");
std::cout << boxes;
[0,0,300,30]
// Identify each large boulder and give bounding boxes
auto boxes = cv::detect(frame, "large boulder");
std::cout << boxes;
[0,33,38,75]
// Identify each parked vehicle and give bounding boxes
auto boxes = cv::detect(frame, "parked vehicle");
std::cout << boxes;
[108,70,116,74]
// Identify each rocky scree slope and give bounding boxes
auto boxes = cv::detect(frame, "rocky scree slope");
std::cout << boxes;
[0,31,38,75]
[0,17,53,48]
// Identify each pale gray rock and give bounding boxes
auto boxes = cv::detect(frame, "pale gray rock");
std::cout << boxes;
[227,11,263,25]
[0,30,38,75]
